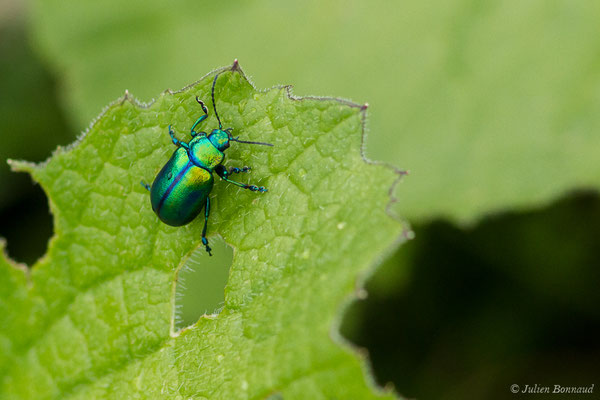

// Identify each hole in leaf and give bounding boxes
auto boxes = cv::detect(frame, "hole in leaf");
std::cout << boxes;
[175,238,233,330]
[0,180,53,265]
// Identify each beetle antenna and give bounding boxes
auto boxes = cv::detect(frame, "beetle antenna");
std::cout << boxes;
[231,137,274,147]
[213,70,272,147]
[211,71,224,129]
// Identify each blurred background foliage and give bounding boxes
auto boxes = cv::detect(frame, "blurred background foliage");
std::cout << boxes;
[1,0,599,399]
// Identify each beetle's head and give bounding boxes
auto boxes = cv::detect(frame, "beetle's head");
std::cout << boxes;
[208,128,231,151]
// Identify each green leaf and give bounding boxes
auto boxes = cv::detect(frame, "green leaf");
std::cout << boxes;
[30,0,600,223]
[0,65,405,399]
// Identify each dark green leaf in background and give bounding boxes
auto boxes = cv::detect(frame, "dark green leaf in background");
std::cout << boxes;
[30,0,600,222]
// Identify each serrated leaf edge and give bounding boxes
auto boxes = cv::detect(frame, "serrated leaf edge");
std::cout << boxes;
[3,60,412,400]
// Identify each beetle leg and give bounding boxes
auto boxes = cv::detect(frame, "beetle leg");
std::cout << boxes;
[201,196,212,256]
[229,166,251,174]
[140,181,151,191]
[190,97,209,136]
[168,125,189,149]
[215,165,268,193]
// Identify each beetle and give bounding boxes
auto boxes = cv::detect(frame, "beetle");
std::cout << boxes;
[141,70,273,256]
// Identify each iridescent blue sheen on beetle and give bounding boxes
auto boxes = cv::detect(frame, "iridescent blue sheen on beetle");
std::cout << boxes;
[141,68,273,255]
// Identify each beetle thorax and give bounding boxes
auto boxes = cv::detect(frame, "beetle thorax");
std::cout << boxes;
[188,136,225,171]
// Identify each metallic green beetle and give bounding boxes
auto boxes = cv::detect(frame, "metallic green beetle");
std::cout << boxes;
[141,71,273,256]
